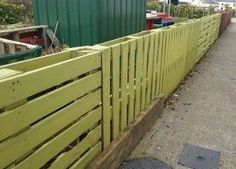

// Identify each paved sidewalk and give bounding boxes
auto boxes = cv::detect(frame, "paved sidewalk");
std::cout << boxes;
[128,19,236,169]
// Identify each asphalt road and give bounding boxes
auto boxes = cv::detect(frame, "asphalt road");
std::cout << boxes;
[128,18,236,169]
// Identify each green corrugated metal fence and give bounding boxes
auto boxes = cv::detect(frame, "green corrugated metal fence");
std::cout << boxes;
[32,0,146,47]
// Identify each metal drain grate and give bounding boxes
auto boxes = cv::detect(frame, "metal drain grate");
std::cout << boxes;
[178,144,221,169]
[120,157,172,169]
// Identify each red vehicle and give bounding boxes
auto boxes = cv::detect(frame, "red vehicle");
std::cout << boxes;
[157,13,173,22]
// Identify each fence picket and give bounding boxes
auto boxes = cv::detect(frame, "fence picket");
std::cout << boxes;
[128,40,136,123]
[146,34,155,104]
[101,48,111,148]
[121,42,129,130]
[141,35,149,110]
[111,45,121,139]
[134,37,143,117]
[151,33,159,99]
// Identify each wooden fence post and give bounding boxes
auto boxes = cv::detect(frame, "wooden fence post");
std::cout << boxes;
[101,47,111,149]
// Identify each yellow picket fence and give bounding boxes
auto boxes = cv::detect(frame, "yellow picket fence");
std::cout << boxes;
[0,14,221,169]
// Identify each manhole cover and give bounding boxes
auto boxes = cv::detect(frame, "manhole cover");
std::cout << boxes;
[178,144,221,169]
[120,157,172,169]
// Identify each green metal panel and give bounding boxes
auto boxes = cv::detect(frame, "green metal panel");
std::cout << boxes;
[121,0,128,36]
[32,0,146,47]
[115,0,121,38]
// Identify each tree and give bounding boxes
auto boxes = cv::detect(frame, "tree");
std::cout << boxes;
[6,0,32,23]
[147,0,162,11]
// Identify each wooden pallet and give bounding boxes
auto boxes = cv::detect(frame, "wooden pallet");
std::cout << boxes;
[0,38,37,55]
[0,25,48,49]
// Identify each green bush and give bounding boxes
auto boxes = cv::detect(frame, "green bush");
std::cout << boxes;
[147,1,162,11]
[147,1,215,19]
[0,2,23,25]
[6,0,32,23]
[168,5,215,19]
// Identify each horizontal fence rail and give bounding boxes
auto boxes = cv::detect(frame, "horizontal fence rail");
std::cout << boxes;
[0,13,224,169]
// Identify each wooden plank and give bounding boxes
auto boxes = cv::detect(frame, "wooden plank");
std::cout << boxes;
[163,29,169,95]
[134,38,143,117]
[101,47,111,149]
[0,42,4,54]
[2,50,88,72]
[168,28,174,93]
[0,25,48,35]
[141,35,149,110]
[156,31,163,96]
[168,29,173,95]
[167,28,174,94]
[194,21,201,62]
[167,29,173,95]
[0,38,36,49]
[176,27,182,86]
[88,97,165,169]
[0,72,101,141]
[17,45,27,52]
[173,27,179,91]
[175,27,180,89]
[151,33,159,99]
[4,99,27,112]
[0,69,22,80]
[120,42,128,130]
[127,40,136,123]
[0,90,101,168]
[70,142,102,169]
[8,44,16,54]
[161,29,167,95]
[0,50,74,71]
[0,52,101,108]
[146,33,155,104]
[160,30,166,95]
[15,109,102,169]
[191,23,198,70]
[173,27,178,92]
[111,45,121,140]
[182,25,189,82]
[169,27,178,90]
[49,126,101,169]
[13,33,20,41]
[186,24,191,73]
